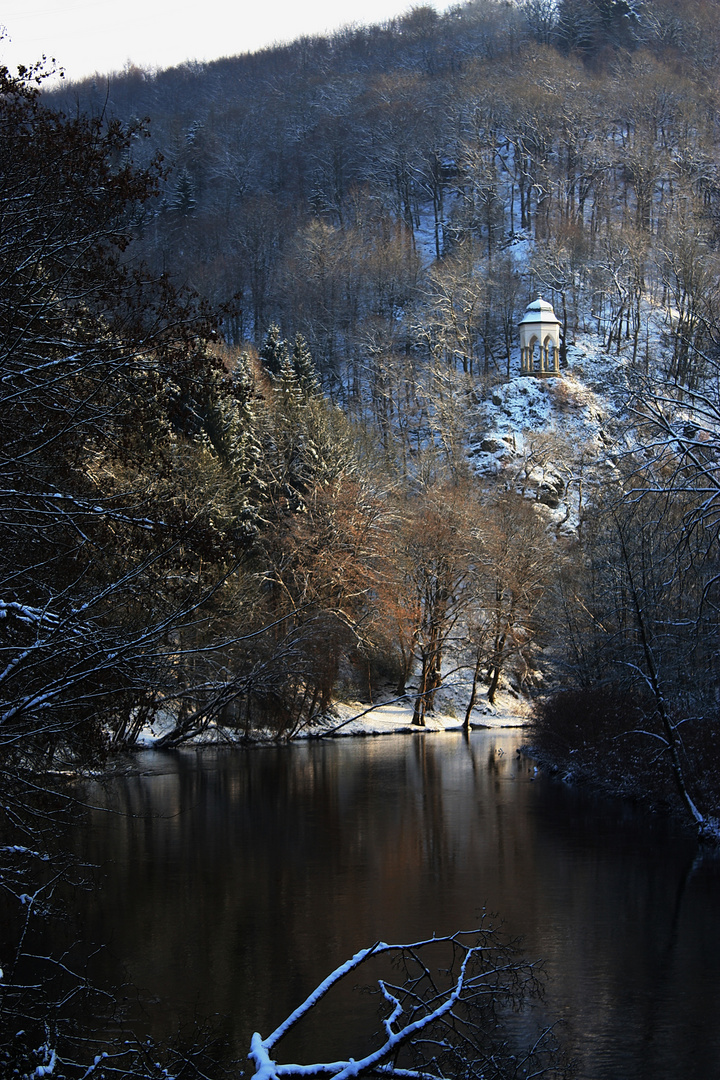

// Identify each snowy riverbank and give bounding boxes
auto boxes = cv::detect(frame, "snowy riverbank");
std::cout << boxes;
[134,687,531,747]
[317,688,531,737]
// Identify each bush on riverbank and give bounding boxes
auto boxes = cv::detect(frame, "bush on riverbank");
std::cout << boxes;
[531,689,720,826]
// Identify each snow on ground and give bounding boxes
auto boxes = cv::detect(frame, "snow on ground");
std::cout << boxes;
[470,342,626,466]
[133,685,529,747]
[467,330,638,532]
[316,687,530,738]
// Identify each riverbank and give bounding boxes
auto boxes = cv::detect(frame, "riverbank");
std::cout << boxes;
[135,687,531,747]
[317,688,531,737]
[528,691,720,843]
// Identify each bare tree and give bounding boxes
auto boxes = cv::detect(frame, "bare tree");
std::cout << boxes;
[538,411,720,838]
[425,241,487,377]
[376,483,479,725]
[477,491,556,705]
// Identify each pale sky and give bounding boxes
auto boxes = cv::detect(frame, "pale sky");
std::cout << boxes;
[0,0,457,85]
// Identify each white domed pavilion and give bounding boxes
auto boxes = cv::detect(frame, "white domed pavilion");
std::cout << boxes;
[519,296,561,377]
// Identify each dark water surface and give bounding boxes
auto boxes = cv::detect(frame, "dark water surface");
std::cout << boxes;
[73,731,720,1079]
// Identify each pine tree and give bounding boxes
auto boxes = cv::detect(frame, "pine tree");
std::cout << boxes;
[291,332,321,396]
[172,168,196,215]
[260,323,289,377]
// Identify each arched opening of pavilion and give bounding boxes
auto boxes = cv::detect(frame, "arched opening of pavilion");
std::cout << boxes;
[519,297,561,377]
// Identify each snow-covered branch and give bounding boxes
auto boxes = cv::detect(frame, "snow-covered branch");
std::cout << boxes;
[249,927,567,1080]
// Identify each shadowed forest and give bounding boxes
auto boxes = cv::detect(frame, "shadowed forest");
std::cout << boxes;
[6,0,720,806]
[6,0,720,1072]
[4,0,720,853]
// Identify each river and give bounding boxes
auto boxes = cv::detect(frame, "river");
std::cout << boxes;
[71,730,720,1078]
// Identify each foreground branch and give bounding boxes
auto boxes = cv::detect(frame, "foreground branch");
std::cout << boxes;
[249,926,570,1080]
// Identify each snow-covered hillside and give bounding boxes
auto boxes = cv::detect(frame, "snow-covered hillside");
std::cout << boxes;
[468,333,638,533]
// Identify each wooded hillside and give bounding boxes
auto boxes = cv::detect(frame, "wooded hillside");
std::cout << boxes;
[53,0,720,392]
[4,0,720,817]
[7,4,720,1070]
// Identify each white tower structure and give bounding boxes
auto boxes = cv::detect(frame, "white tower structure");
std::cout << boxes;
[519,296,561,376]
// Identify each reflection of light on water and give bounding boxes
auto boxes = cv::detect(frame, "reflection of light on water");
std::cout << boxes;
[74,731,715,1079]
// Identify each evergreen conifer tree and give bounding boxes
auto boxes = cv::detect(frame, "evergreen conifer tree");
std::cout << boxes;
[260,323,289,377]
[172,168,197,215]
[291,332,321,396]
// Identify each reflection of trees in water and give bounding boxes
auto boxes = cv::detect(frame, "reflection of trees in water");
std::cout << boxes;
[413,736,451,874]
[77,737,533,1048]
[519,784,720,1077]
[629,848,720,1078]
[70,734,720,1078]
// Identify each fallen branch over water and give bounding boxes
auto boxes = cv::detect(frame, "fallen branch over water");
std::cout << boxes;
[249,923,571,1080]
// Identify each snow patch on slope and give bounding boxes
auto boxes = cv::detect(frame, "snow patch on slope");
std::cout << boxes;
[467,334,633,531]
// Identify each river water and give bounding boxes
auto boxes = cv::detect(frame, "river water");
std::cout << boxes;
[72,730,720,1078]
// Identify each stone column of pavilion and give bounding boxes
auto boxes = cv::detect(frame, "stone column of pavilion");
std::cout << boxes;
[518,296,561,376]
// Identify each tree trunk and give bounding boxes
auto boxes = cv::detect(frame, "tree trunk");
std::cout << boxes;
[464,654,483,731]
[487,665,501,705]
[412,657,429,726]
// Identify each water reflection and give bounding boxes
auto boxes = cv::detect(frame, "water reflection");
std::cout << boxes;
[72,732,719,1078]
